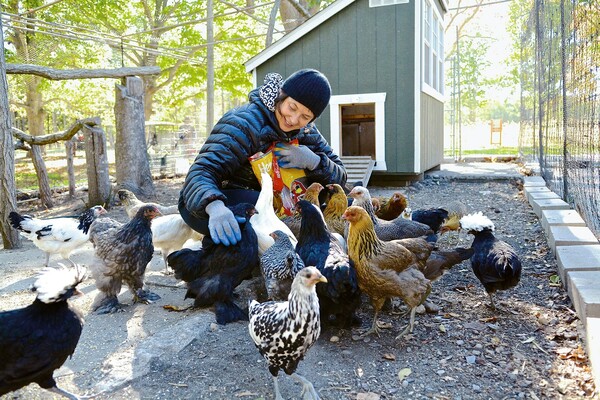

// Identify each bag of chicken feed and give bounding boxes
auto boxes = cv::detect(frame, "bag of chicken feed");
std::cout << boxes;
[249,139,310,216]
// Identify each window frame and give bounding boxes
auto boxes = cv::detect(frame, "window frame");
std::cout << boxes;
[422,0,445,101]
[369,0,409,7]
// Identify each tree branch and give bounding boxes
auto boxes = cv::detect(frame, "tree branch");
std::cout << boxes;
[11,117,101,145]
[6,64,161,80]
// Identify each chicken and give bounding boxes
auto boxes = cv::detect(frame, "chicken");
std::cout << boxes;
[251,170,297,256]
[375,191,408,221]
[151,213,204,274]
[348,186,436,242]
[248,266,326,400]
[0,266,85,399]
[343,205,431,339]
[296,200,361,328]
[9,206,107,267]
[167,203,259,324]
[410,208,449,234]
[322,183,348,237]
[117,188,178,219]
[88,205,161,314]
[281,182,324,238]
[260,230,305,301]
[460,212,522,310]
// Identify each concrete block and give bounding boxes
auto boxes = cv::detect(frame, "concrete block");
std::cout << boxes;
[529,191,561,201]
[524,186,550,202]
[566,271,600,324]
[548,226,599,255]
[556,245,600,288]
[585,317,600,395]
[523,176,546,187]
[541,209,587,232]
[530,197,570,218]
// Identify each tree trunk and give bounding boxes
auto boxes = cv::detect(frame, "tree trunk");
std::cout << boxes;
[115,76,155,197]
[65,139,76,198]
[0,16,21,249]
[82,118,111,207]
[29,145,54,209]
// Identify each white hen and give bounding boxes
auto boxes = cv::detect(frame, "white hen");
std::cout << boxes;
[251,171,297,256]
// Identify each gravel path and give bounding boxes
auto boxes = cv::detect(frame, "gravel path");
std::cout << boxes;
[0,174,596,400]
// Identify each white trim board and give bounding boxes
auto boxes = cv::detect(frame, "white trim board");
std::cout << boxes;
[329,92,387,171]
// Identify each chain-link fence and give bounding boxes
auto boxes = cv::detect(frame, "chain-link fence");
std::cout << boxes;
[519,0,600,238]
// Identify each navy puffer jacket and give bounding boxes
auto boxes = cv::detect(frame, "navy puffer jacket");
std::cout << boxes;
[179,86,347,217]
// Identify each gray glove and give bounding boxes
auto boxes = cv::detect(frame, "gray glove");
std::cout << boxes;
[205,200,245,246]
[274,143,320,170]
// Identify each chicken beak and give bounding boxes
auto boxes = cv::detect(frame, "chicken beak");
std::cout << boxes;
[318,275,328,283]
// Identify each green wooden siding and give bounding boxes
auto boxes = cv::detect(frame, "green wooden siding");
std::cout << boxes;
[255,0,444,174]
[421,92,444,171]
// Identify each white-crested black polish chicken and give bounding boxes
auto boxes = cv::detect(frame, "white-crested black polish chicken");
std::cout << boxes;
[167,203,259,325]
[0,266,86,399]
[295,200,361,328]
[260,230,305,301]
[9,206,107,267]
[88,205,161,314]
[460,212,522,310]
[248,266,326,400]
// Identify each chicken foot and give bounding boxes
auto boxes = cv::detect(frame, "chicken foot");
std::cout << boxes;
[47,385,81,400]
[291,372,320,400]
[93,295,124,314]
[487,292,497,310]
[134,288,161,304]
[359,310,382,338]
[395,307,417,340]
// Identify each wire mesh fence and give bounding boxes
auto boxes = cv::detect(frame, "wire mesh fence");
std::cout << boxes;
[519,0,600,238]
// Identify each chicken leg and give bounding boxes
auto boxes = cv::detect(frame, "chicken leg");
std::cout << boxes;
[488,292,497,310]
[359,309,382,338]
[134,288,161,304]
[48,386,80,400]
[395,307,417,340]
[291,372,320,400]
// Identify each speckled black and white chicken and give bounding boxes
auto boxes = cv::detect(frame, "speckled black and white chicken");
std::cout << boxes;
[260,230,305,301]
[88,205,161,314]
[248,266,326,400]
[460,212,522,310]
[348,186,436,242]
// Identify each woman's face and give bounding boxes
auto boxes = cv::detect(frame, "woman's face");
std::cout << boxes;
[275,97,314,132]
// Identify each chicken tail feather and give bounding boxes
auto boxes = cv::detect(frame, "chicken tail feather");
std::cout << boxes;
[214,300,248,325]
[167,248,205,282]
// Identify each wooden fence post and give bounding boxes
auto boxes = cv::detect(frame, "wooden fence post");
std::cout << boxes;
[82,118,111,206]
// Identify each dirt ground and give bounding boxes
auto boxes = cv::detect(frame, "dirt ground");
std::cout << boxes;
[1,174,597,400]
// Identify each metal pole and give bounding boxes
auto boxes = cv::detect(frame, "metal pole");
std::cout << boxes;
[206,0,215,136]
[456,26,462,161]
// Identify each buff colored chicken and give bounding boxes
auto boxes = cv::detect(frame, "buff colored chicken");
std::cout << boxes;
[343,206,431,339]
[322,183,348,237]
[375,192,408,221]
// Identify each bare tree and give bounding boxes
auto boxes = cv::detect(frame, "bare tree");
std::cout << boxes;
[0,16,21,249]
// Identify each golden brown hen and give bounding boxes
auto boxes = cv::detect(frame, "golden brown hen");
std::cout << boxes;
[343,206,431,339]
[375,192,408,221]
[281,182,324,237]
[322,183,348,237]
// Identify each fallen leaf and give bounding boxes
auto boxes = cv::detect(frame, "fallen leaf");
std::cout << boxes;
[356,393,381,400]
[439,324,447,333]
[356,367,364,378]
[549,274,561,286]
[382,353,396,361]
[397,367,412,381]
[376,320,392,329]
[234,391,258,397]
[479,316,497,323]
[521,337,535,344]
[163,305,186,312]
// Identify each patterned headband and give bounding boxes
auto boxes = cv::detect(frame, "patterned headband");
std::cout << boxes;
[258,72,283,112]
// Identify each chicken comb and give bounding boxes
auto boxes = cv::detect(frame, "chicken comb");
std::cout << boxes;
[459,212,495,232]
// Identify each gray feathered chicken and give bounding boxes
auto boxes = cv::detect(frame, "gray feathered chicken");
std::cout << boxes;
[460,212,522,310]
[248,266,326,400]
[260,230,305,301]
[88,205,161,314]
[349,186,436,242]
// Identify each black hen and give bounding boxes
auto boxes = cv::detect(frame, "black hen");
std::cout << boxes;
[460,212,522,309]
[295,200,361,328]
[0,267,85,399]
[167,203,259,325]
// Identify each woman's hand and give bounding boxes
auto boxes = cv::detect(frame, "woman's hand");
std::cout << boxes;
[205,200,245,246]
[274,143,320,170]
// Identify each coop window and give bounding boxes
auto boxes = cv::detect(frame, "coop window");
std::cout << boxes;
[369,0,409,7]
[422,0,444,98]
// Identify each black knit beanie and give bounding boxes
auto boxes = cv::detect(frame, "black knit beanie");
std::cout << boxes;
[282,69,331,119]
